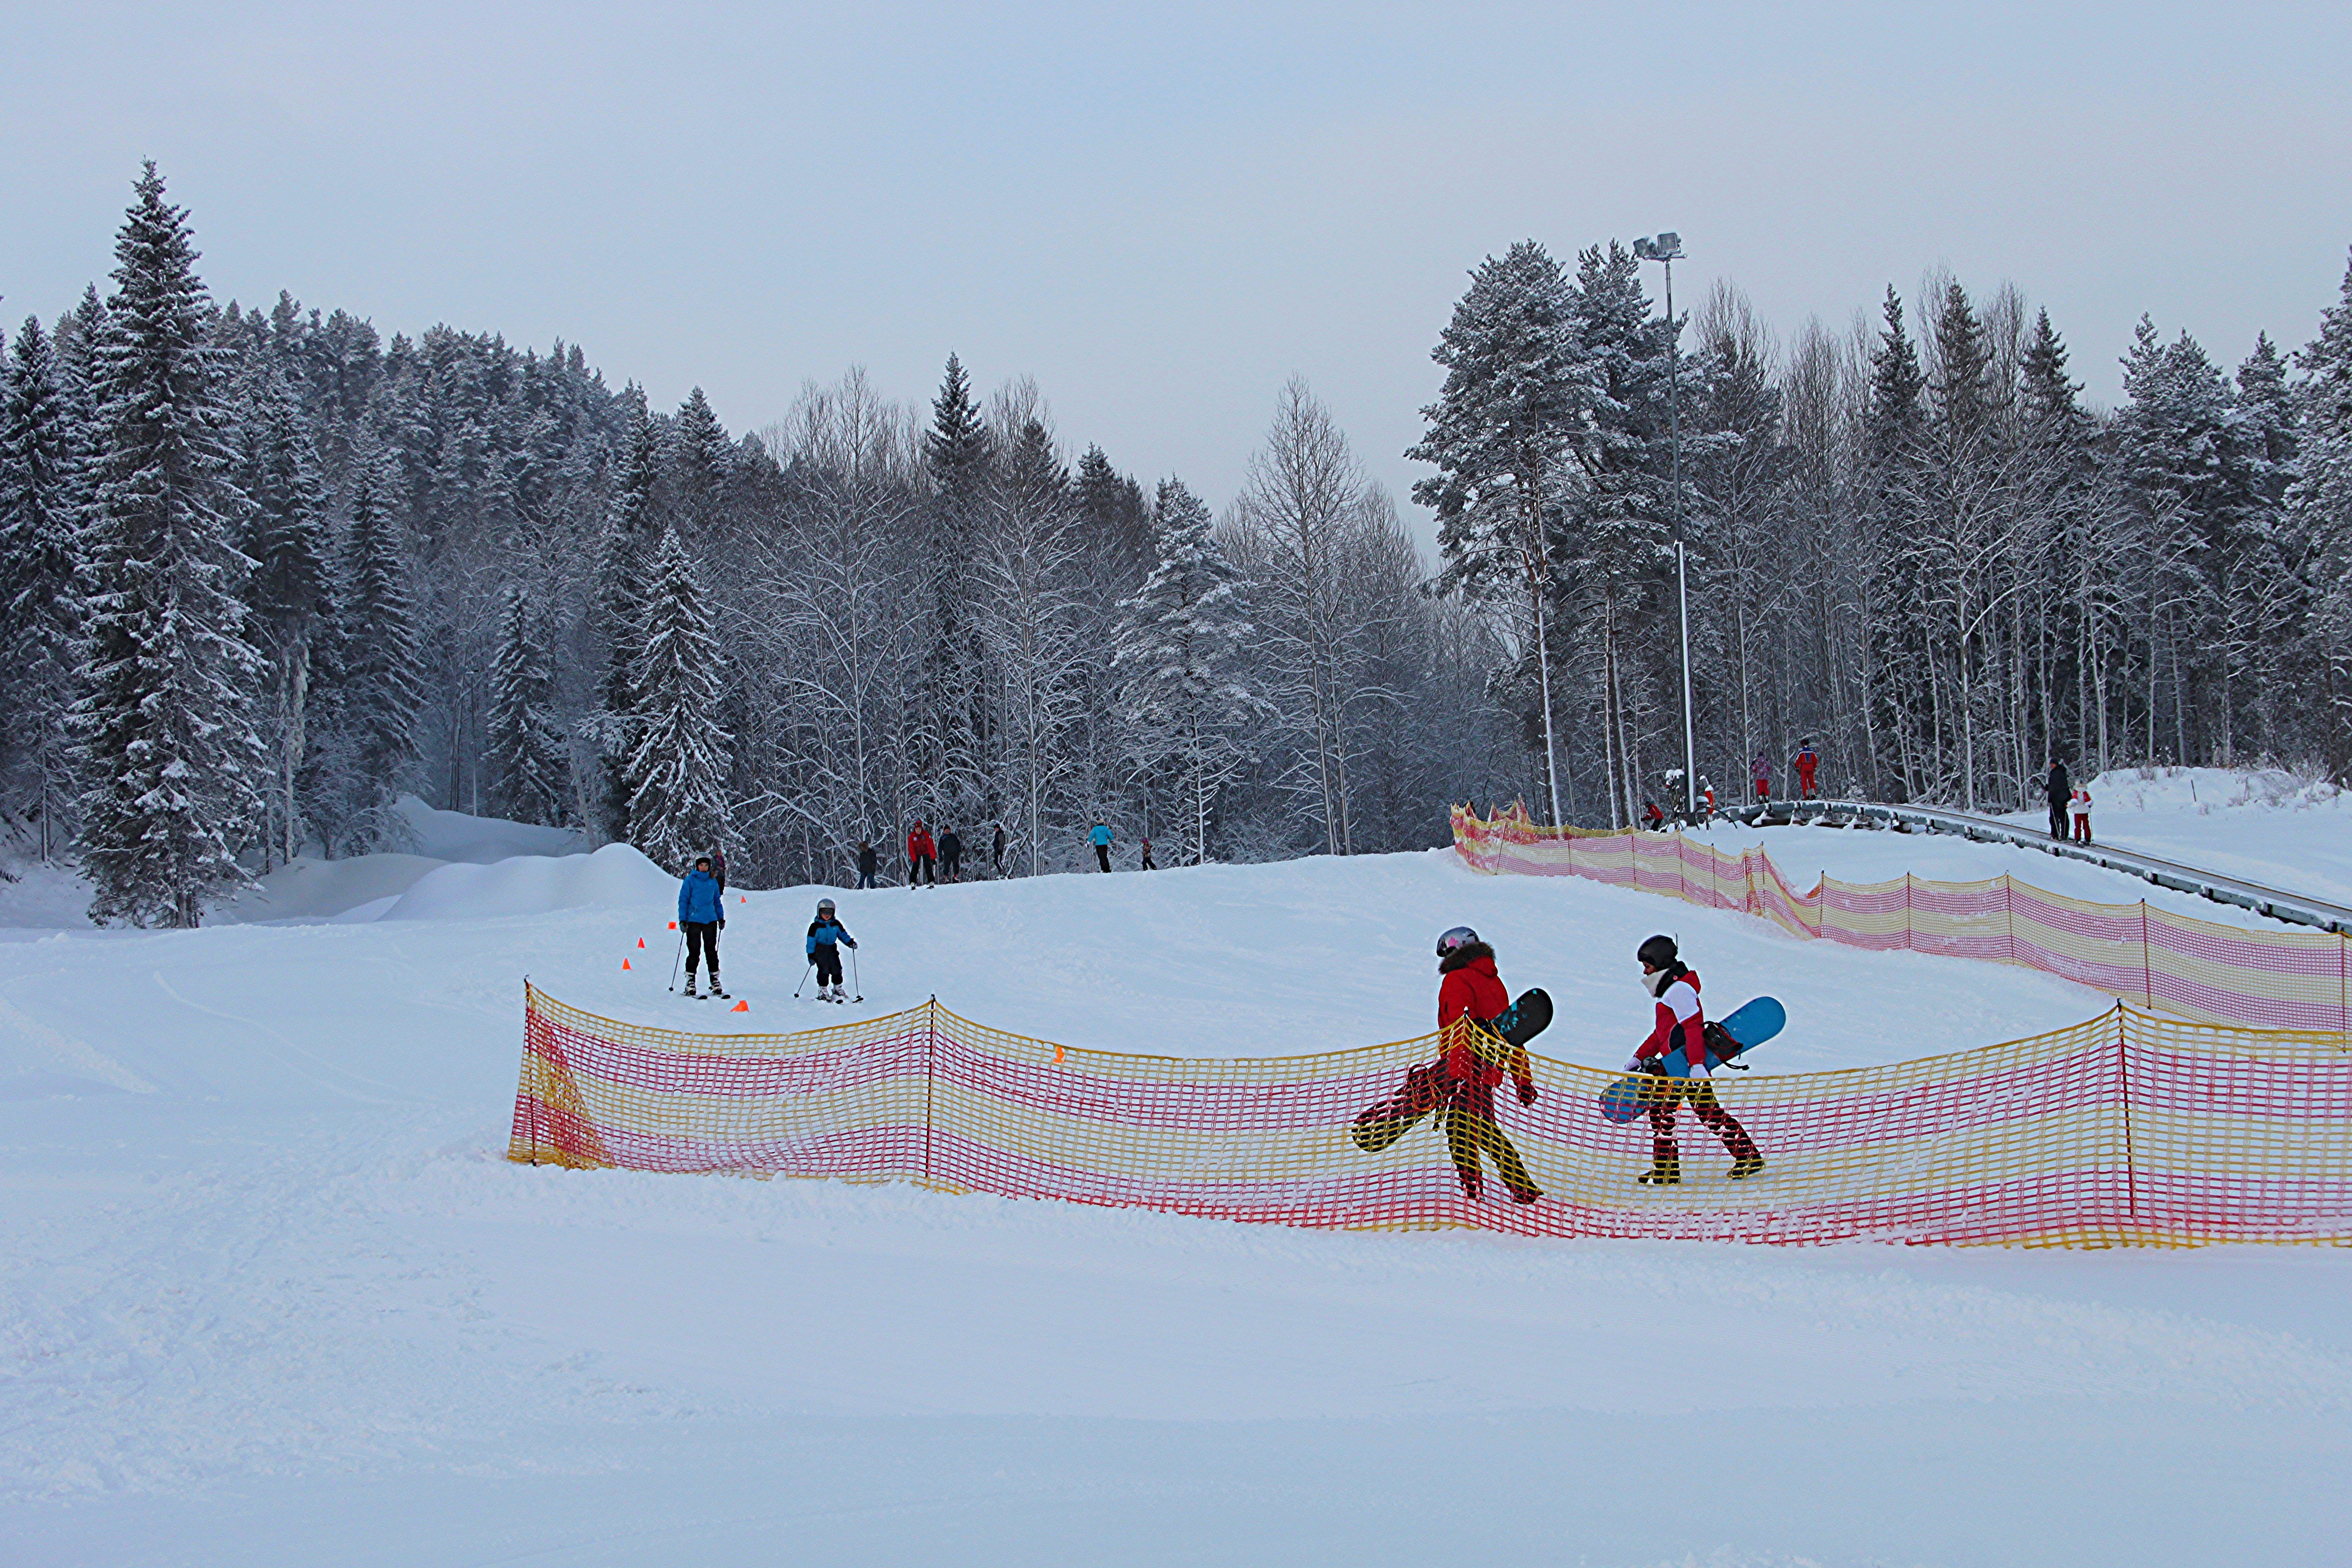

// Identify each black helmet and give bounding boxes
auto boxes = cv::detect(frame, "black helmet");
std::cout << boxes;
[1637,933,1678,970]
[1436,926,1479,958]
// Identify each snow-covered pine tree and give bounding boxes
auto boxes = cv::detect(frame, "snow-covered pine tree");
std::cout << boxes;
[1409,240,1585,826]
[323,423,425,851]
[244,369,331,864]
[0,315,91,862]
[486,584,569,826]
[624,526,732,869]
[2290,250,2352,779]
[74,164,266,927]
[588,394,658,843]
[1113,477,1256,865]
[912,354,991,825]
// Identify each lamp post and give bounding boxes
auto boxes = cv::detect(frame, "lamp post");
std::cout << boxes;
[1633,232,1696,822]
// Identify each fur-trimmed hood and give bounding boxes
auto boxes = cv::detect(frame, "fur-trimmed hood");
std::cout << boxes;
[1439,940,1496,975]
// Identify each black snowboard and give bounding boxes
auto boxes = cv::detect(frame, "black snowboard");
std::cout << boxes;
[1350,988,1553,1153]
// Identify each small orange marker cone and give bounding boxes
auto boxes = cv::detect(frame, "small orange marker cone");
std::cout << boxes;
[1053,1044,1065,1065]
[731,1000,748,1012]
[622,958,632,970]
[637,937,646,948]
[668,921,678,930]
[740,895,746,903]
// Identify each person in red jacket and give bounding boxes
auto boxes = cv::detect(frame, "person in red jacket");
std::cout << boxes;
[1434,926,1543,1203]
[1628,934,1763,1184]
[906,821,937,887]
[1794,742,1819,801]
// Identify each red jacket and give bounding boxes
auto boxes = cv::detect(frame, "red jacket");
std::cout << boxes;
[1635,969,1706,1071]
[907,826,935,860]
[1435,947,1530,1106]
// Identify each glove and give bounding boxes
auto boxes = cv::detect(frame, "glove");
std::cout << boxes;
[1624,1056,1647,1073]
[846,938,858,949]
[1516,1080,1538,1106]
[1684,1060,1707,1080]
[719,918,726,930]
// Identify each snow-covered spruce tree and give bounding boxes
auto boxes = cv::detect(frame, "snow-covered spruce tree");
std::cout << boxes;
[1409,239,1586,826]
[624,526,732,869]
[588,394,658,843]
[74,164,265,927]
[977,416,1084,876]
[1113,477,1256,865]
[0,315,92,861]
[486,584,569,826]
[2291,249,2352,779]
[243,369,330,865]
[321,423,426,852]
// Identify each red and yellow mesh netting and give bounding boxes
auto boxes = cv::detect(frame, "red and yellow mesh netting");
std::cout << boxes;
[508,984,2352,1246]
[1452,805,2352,1034]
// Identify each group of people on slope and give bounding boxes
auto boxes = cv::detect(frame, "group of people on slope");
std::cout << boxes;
[1633,741,1826,830]
[873,819,1156,887]
[2043,761,2095,843]
[1429,926,1764,1200]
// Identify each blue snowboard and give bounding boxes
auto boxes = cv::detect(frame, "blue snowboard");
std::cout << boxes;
[1598,996,1785,1124]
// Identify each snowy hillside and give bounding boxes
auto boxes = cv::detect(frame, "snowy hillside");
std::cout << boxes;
[1995,765,2352,904]
[6,835,2350,1566]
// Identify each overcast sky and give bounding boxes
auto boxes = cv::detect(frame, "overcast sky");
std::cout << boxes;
[6,1,2347,532]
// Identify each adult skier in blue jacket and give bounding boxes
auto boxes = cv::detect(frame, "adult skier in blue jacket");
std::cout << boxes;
[1090,821,1114,872]
[805,897,857,1003]
[678,856,727,999]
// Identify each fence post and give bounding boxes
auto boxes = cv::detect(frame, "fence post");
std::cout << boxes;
[924,993,937,1184]
[1904,873,1913,951]
[2005,874,2016,966]
[2117,1003,2137,1234]
[2141,901,2153,1010]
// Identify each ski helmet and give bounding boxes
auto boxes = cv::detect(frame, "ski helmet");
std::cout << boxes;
[817,898,835,916]
[1636,933,1678,970]
[1436,926,1479,958]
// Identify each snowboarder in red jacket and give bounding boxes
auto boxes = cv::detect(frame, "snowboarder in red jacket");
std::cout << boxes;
[1628,934,1763,1184]
[906,822,937,887]
[1435,927,1542,1203]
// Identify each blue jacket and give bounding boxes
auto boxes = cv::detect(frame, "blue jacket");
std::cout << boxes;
[806,918,856,956]
[1090,824,1114,847]
[678,870,724,925]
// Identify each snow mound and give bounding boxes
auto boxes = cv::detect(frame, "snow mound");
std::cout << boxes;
[391,795,583,864]
[379,841,673,921]
[206,852,450,924]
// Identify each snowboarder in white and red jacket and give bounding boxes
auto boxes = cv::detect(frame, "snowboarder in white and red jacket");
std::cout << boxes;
[1628,934,1763,1184]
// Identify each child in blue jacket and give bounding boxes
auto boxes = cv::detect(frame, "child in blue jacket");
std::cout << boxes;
[678,856,726,998]
[806,897,857,1003]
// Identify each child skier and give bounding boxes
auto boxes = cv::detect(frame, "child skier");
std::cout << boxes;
[678,855,727,999]
[1751,753,1771,802]
[2069,785,2093,844]
[1627,934,1760,1182]
[806,897,857,1003]
[1434,926,1543,1203]
[856,840,879,888]
[1140,837,1157,870]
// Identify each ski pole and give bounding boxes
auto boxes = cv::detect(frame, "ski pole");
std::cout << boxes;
[850,947,862,1003]
[668,929,685,991]
[792,960,813,998]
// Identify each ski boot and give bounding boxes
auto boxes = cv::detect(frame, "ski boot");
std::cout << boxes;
[1508,1182,1544,1204]
[708,975,729,1000]
[1728,1154,1766,1179]
[1636,1160,1682,1186]
[684,976,700,999]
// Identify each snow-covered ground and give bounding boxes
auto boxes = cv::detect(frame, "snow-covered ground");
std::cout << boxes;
[1994,764,2352,906]
[5,801,2349,1566]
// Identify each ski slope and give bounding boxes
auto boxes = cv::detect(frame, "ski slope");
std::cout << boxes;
[4,804,2349,1566]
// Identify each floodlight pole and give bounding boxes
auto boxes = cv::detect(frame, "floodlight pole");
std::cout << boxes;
[1637,234,1698,821]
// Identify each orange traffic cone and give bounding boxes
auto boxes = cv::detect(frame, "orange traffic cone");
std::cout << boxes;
[637,937,646,948]
[1053,1043,1065,1065]
[730,1000,748,1012]
[622,958,632,970]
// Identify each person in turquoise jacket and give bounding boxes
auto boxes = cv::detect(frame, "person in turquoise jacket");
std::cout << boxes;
[1089,821,1114,872]
[677,856,726,998]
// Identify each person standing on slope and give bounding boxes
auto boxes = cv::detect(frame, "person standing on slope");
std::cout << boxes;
[1794,741,1819,801]
[1750,753,1771,803]
[1139,837,1156,870]
[940,825,965,882]
[2069,784,2093,844]
[906,820,936,887]
[678,855,727,999]
[1090,821,1114,872]
[992,822,1008,879]
[856,840,879,889]
[806,897,857,1003]
[1628,934,1760,1183]
[2045,760,2071,842]
[1434,926,1543,1203]
[710,845,728,897]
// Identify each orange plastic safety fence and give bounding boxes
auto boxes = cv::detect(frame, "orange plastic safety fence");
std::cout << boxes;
[508,984,2352,1246]
[1451,805,2352,1035]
